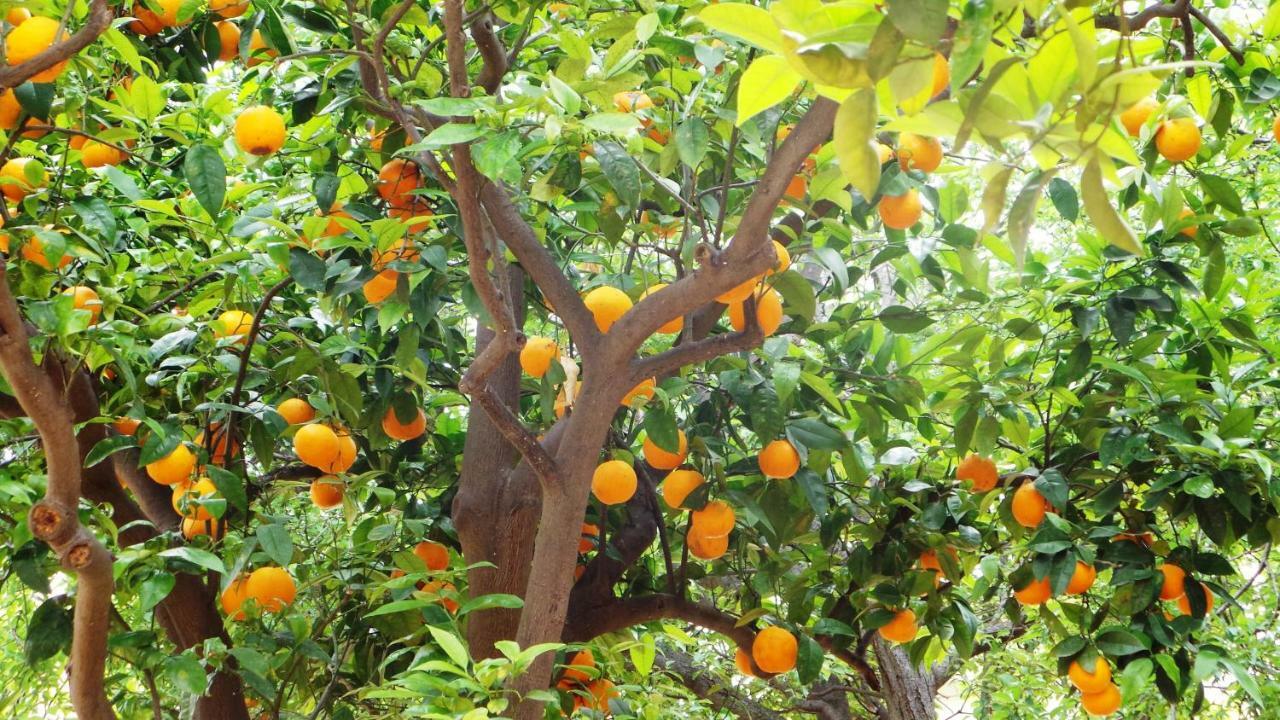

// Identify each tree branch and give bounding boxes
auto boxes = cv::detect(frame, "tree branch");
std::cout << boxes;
[471,12,508,94]
[1187,6,1245,65]
[0,0,112,89]
[471,386,558,488]
[631,324,762,382]
[1093,0,1189,32]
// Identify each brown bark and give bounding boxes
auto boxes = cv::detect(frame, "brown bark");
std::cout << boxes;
[871,637,938,720]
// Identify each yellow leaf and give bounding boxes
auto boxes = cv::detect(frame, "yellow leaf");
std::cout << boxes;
[980,165,1013,235]
[1081,155,1143,256]
[832,88,881,199]
[736,55,803,127]
[1186,72,1213,121]
[699,3,783,53]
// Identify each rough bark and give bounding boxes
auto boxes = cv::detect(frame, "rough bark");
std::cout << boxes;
[872,636,938,720]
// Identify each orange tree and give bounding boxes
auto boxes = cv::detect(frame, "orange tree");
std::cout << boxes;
[2,0,1280,718]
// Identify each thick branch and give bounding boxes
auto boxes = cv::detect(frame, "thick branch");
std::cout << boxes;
[1093,0,1189,32]
[631,325,762,382]
[471,386,558,487]
[471,12,508,94]
[0,0,112,89]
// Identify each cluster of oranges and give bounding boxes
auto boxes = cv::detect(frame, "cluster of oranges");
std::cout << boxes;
[359,159,430,304]
[220,566,296,620]
[128,0,276,66]
[388,540,459,614]
[555,649,618,715]
[1118,96,1203,163]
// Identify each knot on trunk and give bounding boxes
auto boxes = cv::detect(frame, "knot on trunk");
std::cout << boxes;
[30,500,76,546]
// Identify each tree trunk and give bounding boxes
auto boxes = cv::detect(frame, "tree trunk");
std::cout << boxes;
[872,636,937,720]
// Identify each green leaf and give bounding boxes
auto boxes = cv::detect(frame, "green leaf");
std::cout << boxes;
[1051,636,1087,658]
[795,633,824,684]
[950,0,993,92]
[1007,169,1057,270]
[411,122,487,151]
[643,403,680,453]
[24,598,71,665]
[736,55,802,126]
[14,82,52,120]
[786,417,846,451]
[1047,176,1079,222]
[698,3,783,53]
[581,112,642,135]
[878,305,934,333]
[140,572,176,612]
[833,88,880,199]
[1081,157,1142,256]
[771,270,815,326]
[256,523,294,567]
[313,172,339,212]
[457,593,524,615]
[72,198,118,242]
[1094,628,1147,656]
[159,547,226,575]
[184,145,226,217]
[1198,174,1244,215]
[886,0,949,45]
[289,248,327,290]
[84,432,136,468]
[427,625,470,668]
[594,141,641,212]
[675,118,709,169]
[165,652,209,695]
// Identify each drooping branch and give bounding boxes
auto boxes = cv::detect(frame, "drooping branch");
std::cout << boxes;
[0,0,112,89]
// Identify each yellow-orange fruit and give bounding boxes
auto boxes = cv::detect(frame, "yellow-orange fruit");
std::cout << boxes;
[211,0,249,18]
[220,575,250,619]
[956,454,997,492]
[1,157,44,201]
[1011,482,1048,528]
[691,499,735,537]
[662,469,704,510]
[716,275,761,305]
[21,235,69,270]
[640,283,682,334]
[1068,657,1112,694]
[752,627,797,674]
[1013,576,1051,605]
[293,422,340,470]
[784,174,807,201]
[216,21,240,62]
[182,516,223,541]
[562,649,595,683]
[7,17,67,82]
[1080,683,1122,716]
[879,189,922,230]
[212,309,253,343]
[642,429,687,470]
[578,523,598,554]
[310,475,344,508]
[1159,564,1186,601]
[326,428,357,473]
[769,240,791,274]
[584,286,632,332]
[62,285,102,324]
[728,288,784,336]
[613,91,653,112]
[81,140,126,168]
[1175,582,1214,616]
[621,377,655,406]
[234,105,286,156]
[930,53,949,97]
[246,29,276,66]
[113,416,142,435]
[592,459,637,505]
[195,423,239,466]
[6,8,30,25]
[897,133,942,173]
[878,609,918,644]
[276,398,315,425]
[362,269,399,304]
[128,3,165,35]
[519,336,559,378]
[151,0,189,27]
[758,439,800,479]
[377,158,421,205]
[388,201,433,233]
[0,89,19,129]
[146,443,196,485]
[687,526,729,560]
[413,540,449,571]
[1154,118,1201,163]
[382,406,426,441]
[1176,208,1198,238]
[1121,97,1158,137]
[172,476,218,520]
[371,237,420,270]
[734,647,758,677]
[422,579,459,613]
[1066,562,1097,595]
[245,566,296,612]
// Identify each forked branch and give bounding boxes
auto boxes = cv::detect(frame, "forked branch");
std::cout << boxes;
[0,0,112,89]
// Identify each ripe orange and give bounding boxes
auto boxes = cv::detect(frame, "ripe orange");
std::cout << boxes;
[388,200,433,233]
[1080,683,1122,716]
[422,579,459,613]
[519,336,558,377]
[81,140,126,168]
[662,469,704,509]
[1,157,45,201]
[642,429,687,470]
[245,566,296,613]
[151,0,189,27]
[1158,564,1186,600]
[327,428,357,473]
[309,476,344,508]
[752,627,797,674]
[1013,576,1051,605]
[196,423,239,466]
[382,406,426,441]
[1066,562,1097,595]
[294,422,340,470]
[592,459,637,505]
[211,0,249,18]
[878,608,918,644]
[182,517,223,541]
[377,159,421,205]
[583,286,632,332]
[621,377,655,406]
[734,647,758,677]
[221,575,250,619]
[235,105,286,156]
[640,284,682,334]
[371,237,420,270]
[413,540,449,571]
[146,443,196,485]
[112,416,142,435]
[1274,113,1280,144]
[0,89,19,129]
[172,476,218,521]
[584,678,617,711]
[1175,582,1214,616]
[6,8,30,25]
[1154,118,1201,163]
[1010,482,1048,528]
[687,526,729,560]
[215,21,241,61]
[1176,208,1197,238]
[276,398,315,425]
[758,439,800,479]
[897,133,942,173]
[783,174,807,201]
[716,275,761,305]
[62,286,102,324]
[879,189,922,230]
[562,649,595,683]
[7,17,68,82]
[1120,97,1158,137]
[212,309,253,343]
[728,287,784,336]
[613,91,653,113]
[578,523,598,554]
[690,499,735,537]
[768,240,791,274]
[956,454,997,492]
[245,29,276,66]
[362,269,399,304]
[21,235,69,270]
[1068,657,1112,694]
[930,53,949,97]
[128,4,165,35]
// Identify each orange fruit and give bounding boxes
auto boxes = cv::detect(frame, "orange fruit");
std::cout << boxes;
[621,377,655,406]
[1068,657,1112,694]
[220,575,250,619]
[687,526,729,559]
[245,566,296,613]
[413,540,449,571]
[371,237,420,270]
[583,286,632,332]
[752,627,797,674]
[245,29,276,66]
[578,523,598,554]
[310,476,344,508]
[662,469,704,510]
[613,91,653,113]
[1175,582,1214,616]
[956,454,997,492]
[62,286,102,324]
[1080,683,1122,716]
[212,309,253,343]
[7,17,67,82]
[640,283,682,334]
[362,269,399,304]
[784,174,807,201]
[422,579,459,613]
[1273,113,1280,144]
[758,439,800,479]
[1,157,45,201]
[879,189,922,230]
[234,105,286,156]
[382,406,426,441]
[1159,564,1187,601]
[1013,576,1051,605]
[327,428,357,473]
[6,8,30,25]
[195,423,239,466]
[146,443,196,485]
[768,240,791,274]
[690,499,735,537]
[897,133,942,173]
[716,275,761,305]
[214,21,240,60]
[584,678,617,711]
[642,429,687,470]
[81,140,126,168]
[113,416,142,436]
[276,398,315,425]
[388,200,433,233]
[182,517,223,541]
[211,0,249,18]
[1121,97,1158,137]
[1066,562,1097,595]
[21,235,69,270]
[1176,208,1197,238]
[734,647,758,677]
[1154,118,1201,163]
[562,649,595,683]
[728,287,784,336]
[0,88,20,129]
[152,0,189,27]
[519,336,558,377]
[377,159,421,205]
[878,609,918,644]
[172,476,218,521]
[591,459,637,505]
[293,422,340,469]
[129,4,165,35]
[930,53,949,97]
[1010,482,1048,528]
